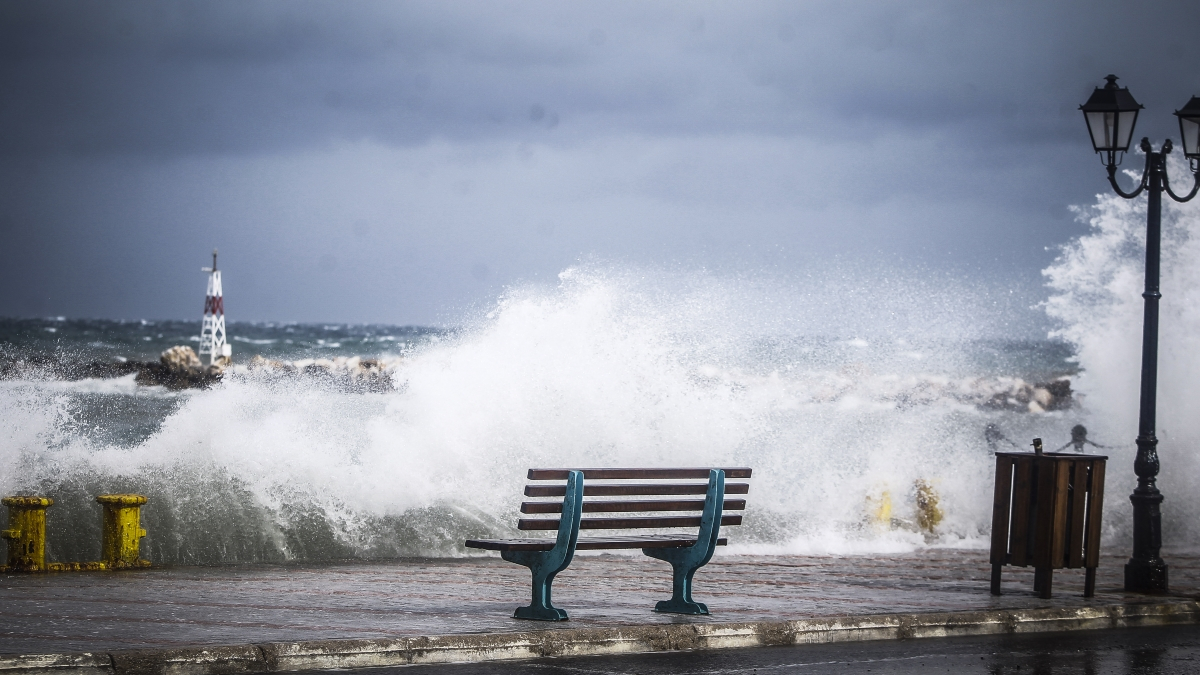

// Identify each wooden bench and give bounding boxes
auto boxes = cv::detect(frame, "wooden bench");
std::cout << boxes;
[465,467,752,621]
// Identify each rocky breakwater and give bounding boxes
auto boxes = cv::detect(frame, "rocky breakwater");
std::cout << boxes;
[0,345,225,389]
[981,377,1072,413]
[880,375,1074,413]
[133,346,225,390]
[241,354,397,393]
[741,369,1075,413]
[0,346,399,392]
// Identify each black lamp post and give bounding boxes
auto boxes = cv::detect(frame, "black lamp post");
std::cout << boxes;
[1079,75,1200,594]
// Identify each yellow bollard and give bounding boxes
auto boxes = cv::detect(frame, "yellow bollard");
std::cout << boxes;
[865,489,893,530]
[2,496,54,572]
[96,494,151,569]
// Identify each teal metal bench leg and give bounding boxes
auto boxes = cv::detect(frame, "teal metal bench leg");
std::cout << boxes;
[501,470,583,621]
[643,469,725,615]
[654,558,707,614]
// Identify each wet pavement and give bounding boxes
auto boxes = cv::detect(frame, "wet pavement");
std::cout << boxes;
[2,549,1199,655]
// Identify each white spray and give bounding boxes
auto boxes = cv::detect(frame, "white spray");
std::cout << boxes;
[1044,152,1200,550]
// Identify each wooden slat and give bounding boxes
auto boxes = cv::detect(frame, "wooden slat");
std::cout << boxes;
[1009,457,1034,566]
[1032,457,1058,568]
[518,515,742,530]
[525,482,750,497]
[1068,461,1089,568]
[464,535,729,552]
[521,499,747,514]
[527,467,753,480]
[465,538,555,551]
[1048,457,1071,568]
[989,456,1014,566]
[1084,460,1106,568]
[579,535,728,550]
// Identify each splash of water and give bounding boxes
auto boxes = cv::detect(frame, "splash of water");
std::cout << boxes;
[2,265,1080,564]
[1044,153,1200,549]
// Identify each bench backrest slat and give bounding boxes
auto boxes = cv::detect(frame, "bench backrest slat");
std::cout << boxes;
[528,468,752,480]
[518,467,748,537]
[519,515,743,530]
[521,499,746,514]
[524,482,749,497]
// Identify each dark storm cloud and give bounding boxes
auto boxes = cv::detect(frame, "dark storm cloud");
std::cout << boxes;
[5,0,1197,158]
[3,0,1200,324]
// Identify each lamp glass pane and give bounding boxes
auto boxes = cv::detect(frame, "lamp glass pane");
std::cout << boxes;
[1086,111,1111,150]
[1180,117,1200,157]
[1115,110,1137,150]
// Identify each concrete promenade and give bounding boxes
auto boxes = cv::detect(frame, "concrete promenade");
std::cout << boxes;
[2,549,1199,673]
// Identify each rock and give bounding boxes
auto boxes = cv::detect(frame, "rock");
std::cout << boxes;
[1036,378,1073,411]
[160,346,202,372]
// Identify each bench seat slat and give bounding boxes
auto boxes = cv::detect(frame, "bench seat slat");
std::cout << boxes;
[528,468,752,480]
[521,499,747,514]
[524,482,750,497]
[466,534,730,552]
[518,515,742,530]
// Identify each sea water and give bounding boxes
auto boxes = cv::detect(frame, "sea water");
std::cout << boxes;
[2,171,1198,566]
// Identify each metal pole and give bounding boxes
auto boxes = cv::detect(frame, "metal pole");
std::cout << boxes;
[1125,149,1168,593]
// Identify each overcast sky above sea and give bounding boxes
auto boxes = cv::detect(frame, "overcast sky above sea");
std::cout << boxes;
[2,1,1199,325]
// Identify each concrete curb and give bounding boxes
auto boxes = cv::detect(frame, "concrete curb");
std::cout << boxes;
[3,601,1198,675]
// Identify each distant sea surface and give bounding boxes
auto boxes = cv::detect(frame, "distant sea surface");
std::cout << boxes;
[0,317,445,364]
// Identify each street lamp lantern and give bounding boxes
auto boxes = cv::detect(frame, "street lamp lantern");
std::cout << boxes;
[1080,74,1143,164]
[1078,75,1200,595]
[1175,96,1200,162]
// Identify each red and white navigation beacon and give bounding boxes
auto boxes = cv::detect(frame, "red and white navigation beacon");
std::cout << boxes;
[198,248,231,366]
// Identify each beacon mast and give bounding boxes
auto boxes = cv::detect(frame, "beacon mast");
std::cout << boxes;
[198,248,231,366]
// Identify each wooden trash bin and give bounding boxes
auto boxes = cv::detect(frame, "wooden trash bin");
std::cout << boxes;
[989,440,1106,598]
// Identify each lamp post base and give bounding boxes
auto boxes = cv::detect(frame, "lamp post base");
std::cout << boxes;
[1124,560,1168,593]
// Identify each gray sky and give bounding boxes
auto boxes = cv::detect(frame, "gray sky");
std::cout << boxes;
[2,0,1199,325]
